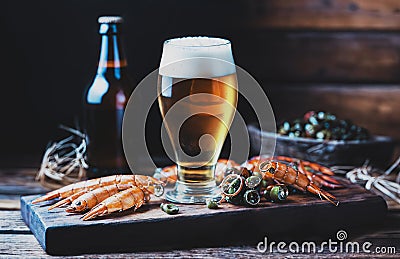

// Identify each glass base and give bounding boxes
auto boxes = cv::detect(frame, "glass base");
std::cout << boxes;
[165,180,221,204]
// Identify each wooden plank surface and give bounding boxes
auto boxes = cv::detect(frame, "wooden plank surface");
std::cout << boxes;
[0,168,46,194]
[0,211,29,234]
[247,0,400,30]
[0,234,398,259]
[0,168,47,210]
[21,179,387,255]
[0,169,398,257]
[1,210,399,258]
[264,85,400,140]
[236,32,400,83]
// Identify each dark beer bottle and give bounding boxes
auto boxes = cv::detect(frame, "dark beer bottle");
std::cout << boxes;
[84,16,133,178]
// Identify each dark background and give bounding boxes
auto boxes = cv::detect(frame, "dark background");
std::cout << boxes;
[1,0,400,167]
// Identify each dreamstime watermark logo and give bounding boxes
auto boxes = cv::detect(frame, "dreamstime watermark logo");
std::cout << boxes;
[257,230,396,254]
[336,229,347,241]
[122,58,276,174]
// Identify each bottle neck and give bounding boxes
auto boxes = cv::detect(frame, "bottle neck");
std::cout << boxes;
[97,25,127,78]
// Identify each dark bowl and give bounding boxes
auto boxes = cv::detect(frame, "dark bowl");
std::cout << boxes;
[248,125,396,168]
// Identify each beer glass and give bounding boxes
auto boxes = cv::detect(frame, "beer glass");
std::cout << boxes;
[157,37,238,203]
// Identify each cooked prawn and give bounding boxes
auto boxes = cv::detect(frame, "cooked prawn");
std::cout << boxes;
[82,186,145,220]
[32,175,163,204]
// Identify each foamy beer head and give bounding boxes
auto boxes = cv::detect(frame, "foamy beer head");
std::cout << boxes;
[159,36,236,78]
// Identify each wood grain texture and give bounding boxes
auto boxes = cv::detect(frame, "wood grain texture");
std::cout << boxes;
[1,211,399,258]
[247,0,400,30]
[0,236,397,259]
[0,170,397,258]
[0,200,20,210]
[20,179,387,255]
[0,211,30,234]
[236,32,400,83]
[265,85,400,140]
[0,234,49,259]
[0,168,46,210]
[0,168,46,195]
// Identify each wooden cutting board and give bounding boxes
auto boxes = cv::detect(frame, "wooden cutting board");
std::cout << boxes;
[21,179,387,255]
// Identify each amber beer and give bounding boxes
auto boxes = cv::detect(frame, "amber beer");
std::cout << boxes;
[157,37,238,203]
[158,75,237,182]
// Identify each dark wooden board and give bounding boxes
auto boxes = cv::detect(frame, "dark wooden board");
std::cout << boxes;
[21,180,387,255]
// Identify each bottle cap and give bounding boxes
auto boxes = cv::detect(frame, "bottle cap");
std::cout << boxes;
[98,16,124,24]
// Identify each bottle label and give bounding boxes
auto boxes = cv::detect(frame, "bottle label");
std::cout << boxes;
[99,60,127,68]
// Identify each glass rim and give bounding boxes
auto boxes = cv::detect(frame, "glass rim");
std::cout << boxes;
[164,37,231,48]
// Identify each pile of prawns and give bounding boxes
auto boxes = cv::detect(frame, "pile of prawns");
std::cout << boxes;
[32,156,342,220]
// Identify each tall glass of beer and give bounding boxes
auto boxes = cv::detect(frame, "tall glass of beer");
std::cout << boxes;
[157,37,238,203]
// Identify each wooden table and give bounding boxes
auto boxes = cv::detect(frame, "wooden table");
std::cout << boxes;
[1,168,400,258]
